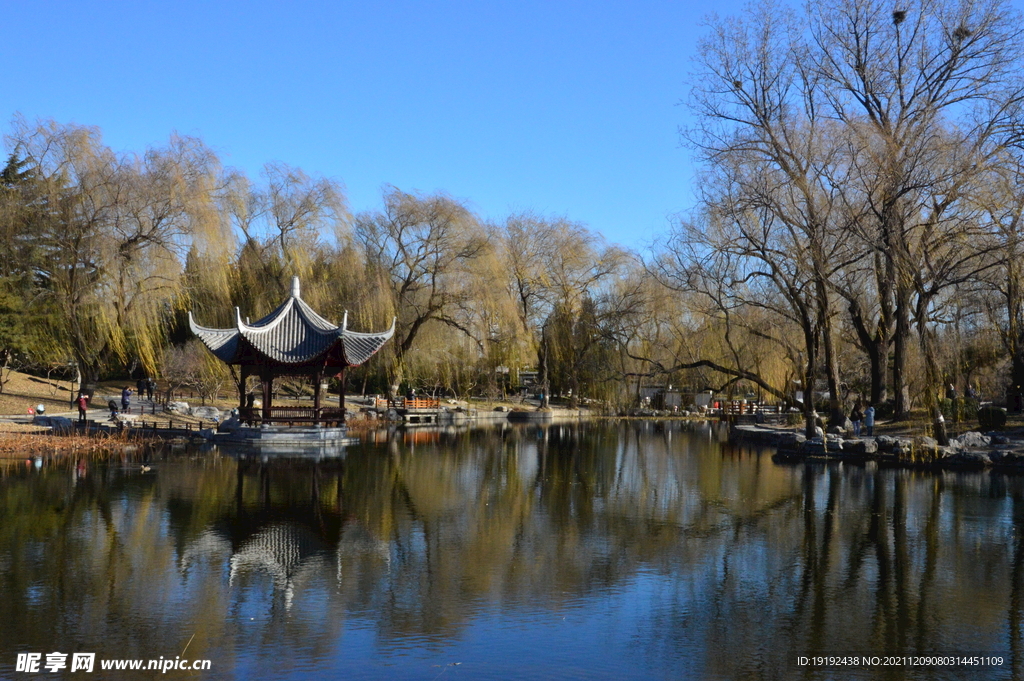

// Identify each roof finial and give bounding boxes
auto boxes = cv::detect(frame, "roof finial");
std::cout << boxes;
[291,276,301,298]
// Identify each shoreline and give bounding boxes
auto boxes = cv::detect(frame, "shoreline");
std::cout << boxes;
[730,423,1024,472]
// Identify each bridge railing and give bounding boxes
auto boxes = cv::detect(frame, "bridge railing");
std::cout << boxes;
[375,397,441,410]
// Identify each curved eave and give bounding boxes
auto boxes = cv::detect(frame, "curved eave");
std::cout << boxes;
[190,295,394,368]
[189,312,242,363]
[341,318,396,366]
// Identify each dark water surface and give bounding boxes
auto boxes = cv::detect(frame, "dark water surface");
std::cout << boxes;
[1,421,1022,679]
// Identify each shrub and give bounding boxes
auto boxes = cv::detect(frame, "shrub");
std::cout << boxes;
[977,406,1007,430]
[939,398,978,420]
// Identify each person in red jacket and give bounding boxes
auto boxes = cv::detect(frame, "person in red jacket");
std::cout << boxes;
[76,393,89,425]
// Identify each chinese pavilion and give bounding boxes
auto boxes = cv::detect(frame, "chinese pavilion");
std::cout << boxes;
[189,277,394,426]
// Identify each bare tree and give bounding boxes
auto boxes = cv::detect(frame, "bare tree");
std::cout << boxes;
[355,187,489,389]
[684,0,1024,437]
[684,2,860,433]
[810,0,1024,421]
[974,152,1024,411]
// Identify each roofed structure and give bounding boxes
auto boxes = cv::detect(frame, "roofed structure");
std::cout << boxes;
[189,276,394,369]
[189,277,394,426]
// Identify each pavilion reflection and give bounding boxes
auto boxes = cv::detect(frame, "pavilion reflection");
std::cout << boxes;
[7,423,1024,677]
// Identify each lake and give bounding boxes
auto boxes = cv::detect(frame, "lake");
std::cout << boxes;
[1,420,1021,679]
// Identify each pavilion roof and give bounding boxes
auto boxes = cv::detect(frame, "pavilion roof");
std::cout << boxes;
[189,277,394,367]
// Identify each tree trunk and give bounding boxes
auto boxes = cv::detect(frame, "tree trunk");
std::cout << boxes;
[821,312,846,428]
[802,325,819,440]
[540,323,550,408]
[847,298,889,406]
[868,338,889,407]
[892,289,912,419]
[916,295,949,446]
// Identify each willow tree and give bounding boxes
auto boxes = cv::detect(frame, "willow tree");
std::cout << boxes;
[6,117,221,391]
[645,220,803,408]
[354,187,489,391]
[220,162,348,316]
[495,213,627,404]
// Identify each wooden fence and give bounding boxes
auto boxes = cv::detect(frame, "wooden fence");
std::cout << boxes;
[239,406,346,425]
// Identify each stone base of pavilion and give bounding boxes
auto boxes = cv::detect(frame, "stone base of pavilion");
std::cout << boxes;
[207,423,359,454]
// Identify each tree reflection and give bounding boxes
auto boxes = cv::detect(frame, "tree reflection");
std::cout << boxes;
[0,424,1021,678]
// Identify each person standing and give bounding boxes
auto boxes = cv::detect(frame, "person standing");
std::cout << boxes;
[850,402,864,437]
[864,404,876,436]
[121,386,132,414]
[146,377,156,401]
[76,393,89,425]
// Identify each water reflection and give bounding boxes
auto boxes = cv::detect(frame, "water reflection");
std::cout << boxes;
[0,422,1021,679]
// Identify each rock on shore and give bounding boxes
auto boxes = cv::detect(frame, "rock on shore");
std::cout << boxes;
[731,424,1024,471]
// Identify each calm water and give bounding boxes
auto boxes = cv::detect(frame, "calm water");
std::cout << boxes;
[1,421,1022,680]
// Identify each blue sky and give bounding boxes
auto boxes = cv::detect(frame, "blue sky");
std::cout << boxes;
[6,0,752,249]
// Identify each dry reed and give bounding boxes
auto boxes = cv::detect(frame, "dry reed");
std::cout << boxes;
[0,428,153,459]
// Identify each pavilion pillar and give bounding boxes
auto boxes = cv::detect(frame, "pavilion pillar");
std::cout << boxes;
[262,373,273,423]
[338,367,347,425]
[238,366,248,411]
[313,369,322,423]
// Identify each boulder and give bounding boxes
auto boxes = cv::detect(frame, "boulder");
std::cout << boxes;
[953,431,992,450]
[992,450,1024,467]
[217,415,242,433]
[777,432,806,448]
[875,436,901,454]
[989,449,1010,464]
[841,438,878,455]
[33,415,74,433]
[190,406,221,421]
[893,438,915,456]
[800,439,827,456]
[942,449,991,468]
[167,401,190,415]
[826,435,844,451]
